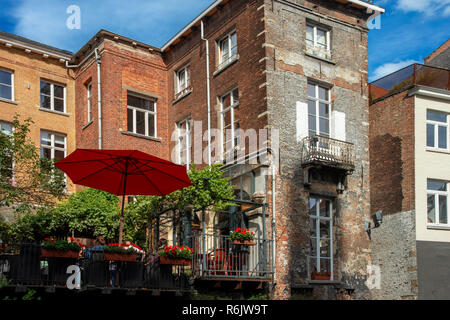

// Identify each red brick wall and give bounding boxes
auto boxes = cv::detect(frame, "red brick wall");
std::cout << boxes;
[369,90,415,215]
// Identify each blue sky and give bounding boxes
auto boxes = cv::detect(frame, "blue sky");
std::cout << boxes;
[0,0,448,81]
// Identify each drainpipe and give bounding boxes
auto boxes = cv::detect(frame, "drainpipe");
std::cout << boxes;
[201,20,212,166]
[94,48,103,149]
[271,156,276,283]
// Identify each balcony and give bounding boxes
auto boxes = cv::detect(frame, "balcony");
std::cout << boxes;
[301,135,355,170]
[369,63,450,103]
[191,233,273,285]
[0,243,191,297]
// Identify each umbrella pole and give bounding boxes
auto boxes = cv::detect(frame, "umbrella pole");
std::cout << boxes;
[118,159,129,245]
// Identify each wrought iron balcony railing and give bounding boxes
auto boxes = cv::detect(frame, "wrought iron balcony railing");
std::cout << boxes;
[301,135,355,170]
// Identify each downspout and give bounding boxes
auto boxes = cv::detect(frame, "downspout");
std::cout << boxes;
[271,155,276,283]
[201,20,212,166]
[94,48,103,149]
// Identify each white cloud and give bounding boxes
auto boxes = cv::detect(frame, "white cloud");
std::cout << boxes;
[10,0,212,52]
[395,0,450,16]
[370,59,418,82]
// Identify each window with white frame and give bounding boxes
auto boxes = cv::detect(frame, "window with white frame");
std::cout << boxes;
[427,110,448,150]
[176,119,191,168]
[40,80,65,113]
[218,31,237,70]
[175,65,190,94]
[427,179,449,226]
[220,88,240,158]
[127,93,157,138]
[0,69,13,101]
[308,82,330,137]
[86,83,92,123]
[0,121,13,179]
[309,197,333,279]
[306,23,330,51]
[40,131,66,162]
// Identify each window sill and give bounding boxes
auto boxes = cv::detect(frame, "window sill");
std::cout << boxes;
[427,224,450,231]
[426,148,450,155]
[304,52,335,65]
[82,120,93,130]
[38,107,70,117]
[121,131,161,142]
[213,55,239,77]
[0,97,18,105]
[172,88,192,105]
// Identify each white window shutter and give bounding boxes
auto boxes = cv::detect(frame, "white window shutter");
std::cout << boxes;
[331,110,346,141]
[296,101,309,142]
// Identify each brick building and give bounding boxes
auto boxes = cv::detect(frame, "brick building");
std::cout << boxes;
[369,55,450,298]
[0,30,76,208]
[0,0,386,300]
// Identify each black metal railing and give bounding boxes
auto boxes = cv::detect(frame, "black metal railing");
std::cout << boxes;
[0,243,190,291]
[191,233,273,280]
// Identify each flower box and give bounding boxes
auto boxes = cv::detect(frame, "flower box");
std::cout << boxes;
[311,271,331,281]
[159,256,191,266]
[232,240,256,246]
[41,248,79,259]
[103,252,137,262]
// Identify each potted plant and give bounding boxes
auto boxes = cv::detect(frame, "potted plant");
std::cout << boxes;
[103,244,138,262]
[228,228,256,245]
[311,271,331,281]
[159,245,193,266]
[41,238,82,259]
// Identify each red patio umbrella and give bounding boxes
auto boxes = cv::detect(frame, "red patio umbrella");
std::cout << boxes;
[55,149,192,242]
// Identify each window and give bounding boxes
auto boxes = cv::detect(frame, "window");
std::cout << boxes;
[220,88,240,158]
[427,179,449,226]
[0,69,13,101]
[86,83,92,123]
[306,24,330,51]
[0,121,13,179]
[427,110,448,150]
[308,82,330,137]
[40,80,65,113]
[175,66,190,94]
[176,119,191,168]
[218,31,237,70]
[309,197,333,279]
[127,93,157,138]
[40,131,66,163]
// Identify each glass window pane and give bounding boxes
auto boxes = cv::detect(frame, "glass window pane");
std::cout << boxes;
[0,122,12,135]
[317,29,326,47]
[0,70,12,85]
[427,194,435,223]
[54,135,65,148]
[230,33,237,55]
[127,108,134,132]
[427,124,435,147]
[439,195,447,224]
[319,103,329,117]
[54,98,64,112]
[40,81,51,95]
[319,239,330,257]
[309,197,317,215]
[427,110,447,123]
[54,149,65,162]
[308,115,316,133]
[438,126,447,149]
[308,100,316,115]
[319,199,330,217]
[320,220,330,238]
[319,87,328,101]
[135,110,145,135]
[309,257,317,273]
[307,83,316,98]
[40,95,51,109]
[40,132,51,146]
[222,93,231,109]
[310,237,317,256]
[232,88,239,104]
[54,85,64,98]
[319,118,329,135]
[148,113,155,137]
[0,85,12,100]
[41,147,51,159]
[320,258,330,272]
[428,180,447,191]
[306,25,314,42]
[310,218,317,237]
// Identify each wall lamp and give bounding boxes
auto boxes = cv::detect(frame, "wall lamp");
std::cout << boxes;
[365,210,383,237]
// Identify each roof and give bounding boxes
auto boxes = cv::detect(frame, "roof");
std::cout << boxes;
[161,0,385,51]
[0,30,73,60]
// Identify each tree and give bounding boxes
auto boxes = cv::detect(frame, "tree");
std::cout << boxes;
[0,115,66,217]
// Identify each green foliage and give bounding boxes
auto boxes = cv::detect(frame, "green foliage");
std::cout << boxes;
[159,245,193,260]
[0,115,66,216]
[49,188,120,240]
[228,227,254,242]
[8,209,53,242]
[41,239,81,252]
